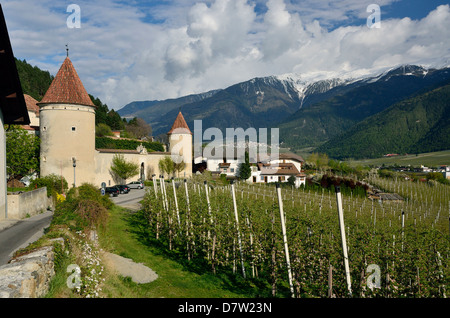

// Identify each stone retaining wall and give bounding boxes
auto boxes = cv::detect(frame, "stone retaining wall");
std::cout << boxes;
[0,239,63,298]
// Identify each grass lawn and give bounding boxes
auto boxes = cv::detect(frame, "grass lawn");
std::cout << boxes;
[97,205,254,298]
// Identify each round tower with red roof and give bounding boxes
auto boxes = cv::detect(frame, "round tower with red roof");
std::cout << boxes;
[167,111,192,178]
[37,57,96,187]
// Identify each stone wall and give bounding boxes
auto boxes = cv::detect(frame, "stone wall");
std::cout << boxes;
[6,187,52,220]
[0,239,63,298]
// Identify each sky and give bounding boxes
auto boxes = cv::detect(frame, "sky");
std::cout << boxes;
[2,0,450,110]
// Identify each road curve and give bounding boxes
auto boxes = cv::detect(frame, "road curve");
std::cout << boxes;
[0,211,53,265]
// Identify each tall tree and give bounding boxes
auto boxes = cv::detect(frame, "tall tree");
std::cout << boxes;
[174,160,186,178]
[158,156,175,178]
[238,151,251,180]
[125,117,152,139]
[109,154,139,184]
[6,126,40,180]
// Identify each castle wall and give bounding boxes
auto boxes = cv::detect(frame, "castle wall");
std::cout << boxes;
[94,151,173,187]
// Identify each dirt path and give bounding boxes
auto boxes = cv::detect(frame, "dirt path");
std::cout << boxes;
[101,251,158,284]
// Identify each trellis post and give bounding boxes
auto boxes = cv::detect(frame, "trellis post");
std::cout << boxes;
[276,183,294,298]
[231,181,246,278]
[335,186,352,296]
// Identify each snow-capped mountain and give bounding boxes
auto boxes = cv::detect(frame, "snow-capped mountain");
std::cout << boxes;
[118,64,450,141]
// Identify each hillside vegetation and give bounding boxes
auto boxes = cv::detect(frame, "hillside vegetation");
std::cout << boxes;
[15,58,54,101]
[15,59,162,150]
[317,83,450,159]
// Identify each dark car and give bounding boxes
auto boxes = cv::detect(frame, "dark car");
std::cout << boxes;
[115,185,130,194]
[104,186,119,197]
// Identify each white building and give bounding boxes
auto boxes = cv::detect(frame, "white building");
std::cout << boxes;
[199,152,306,187]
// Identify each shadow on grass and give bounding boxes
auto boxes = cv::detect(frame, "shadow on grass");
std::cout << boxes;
[122,209,289,298]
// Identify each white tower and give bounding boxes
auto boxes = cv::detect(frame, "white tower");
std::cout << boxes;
[37,56,96,187]
[167,112,192,178]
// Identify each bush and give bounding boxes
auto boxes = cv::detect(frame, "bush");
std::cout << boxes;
[51,183,111,232]
[95,137,164,152]
[30,174,68,197]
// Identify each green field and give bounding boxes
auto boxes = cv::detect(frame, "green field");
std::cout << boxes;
[345,149,450,167]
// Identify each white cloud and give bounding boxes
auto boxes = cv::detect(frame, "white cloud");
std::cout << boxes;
[3,0,450,111]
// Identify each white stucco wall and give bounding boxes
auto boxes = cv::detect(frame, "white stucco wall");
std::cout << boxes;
[39,104,96,187]
[94,151,175,187]
[168,132,192,178]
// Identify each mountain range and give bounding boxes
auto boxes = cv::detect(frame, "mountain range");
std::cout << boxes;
[118,64,450,159]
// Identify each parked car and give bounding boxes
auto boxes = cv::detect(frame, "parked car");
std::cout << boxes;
[115,184,130,194]
[104,186,119,197]
[127,181,144,189]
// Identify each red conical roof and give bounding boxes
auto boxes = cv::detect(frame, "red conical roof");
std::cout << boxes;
[167,111,192,135]
[39,57,94,107]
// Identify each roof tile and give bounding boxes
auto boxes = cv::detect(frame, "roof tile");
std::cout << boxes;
[39,57,94,107]
[167,111,192,135]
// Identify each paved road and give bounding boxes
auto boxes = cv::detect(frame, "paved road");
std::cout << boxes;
[0,188,146,266]
[110,187,148,211]
[0,211,53,265]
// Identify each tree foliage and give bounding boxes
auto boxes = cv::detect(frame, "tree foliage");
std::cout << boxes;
[317,83,450,160]
[159,156,175,178]
[95,123,114,137]
[95,137,164,152]
[29,174,68,197]
[90,95,125,131]
[124,117,152,139]
[6,126,40,180]
[15,58,53,100]
[109,154,139,183]
[238,151,251,180]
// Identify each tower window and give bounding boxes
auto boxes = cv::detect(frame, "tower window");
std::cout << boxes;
[72,126,76,131]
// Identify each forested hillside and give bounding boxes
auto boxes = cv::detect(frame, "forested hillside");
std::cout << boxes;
[15,58,53,101]
[278,66,450,153]
[15,58,158,148]
[316,83,450,159]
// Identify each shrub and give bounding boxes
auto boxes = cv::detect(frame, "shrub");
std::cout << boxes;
[30,174,68,197]
[95,137,164,152]
[52,183,111,232]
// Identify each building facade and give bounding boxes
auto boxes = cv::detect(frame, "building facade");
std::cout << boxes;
[196,152,306,187]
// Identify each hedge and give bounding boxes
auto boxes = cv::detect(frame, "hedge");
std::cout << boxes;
[95,137,164,152]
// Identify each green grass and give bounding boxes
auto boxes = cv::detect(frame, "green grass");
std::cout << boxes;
[345,149,450,167]
[97,205,252,298]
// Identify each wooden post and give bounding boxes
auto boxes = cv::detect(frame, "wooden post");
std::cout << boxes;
[328,265,333,298]
[335,186,352,296]
[152,174,158,198]
[184,179,190,213]
[231,181,246,278]
[401,211,405,251]
[276,183,294,298]
[172,177,180,225]
[184,179,192,260]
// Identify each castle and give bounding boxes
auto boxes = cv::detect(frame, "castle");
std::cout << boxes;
[36,56,192,188]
